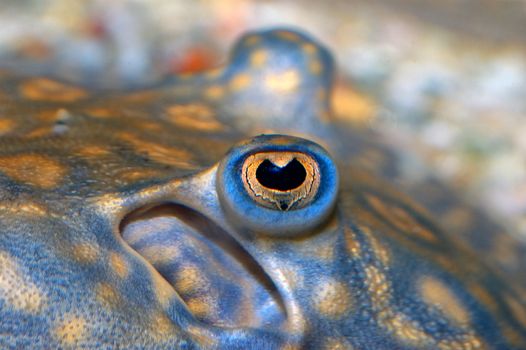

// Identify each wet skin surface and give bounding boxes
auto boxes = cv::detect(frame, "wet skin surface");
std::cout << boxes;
[0,28,525,349]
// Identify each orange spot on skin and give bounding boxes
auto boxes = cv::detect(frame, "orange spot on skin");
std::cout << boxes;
[302,43,317,55]
[175,265,208,295]
[275,31,301,42]
[205,68,223,79]
[109,252,128,279]
[122,221,176,248]
[92,194,124,217]
[76,145,111,158]
[244,35,261,46]
[262,136,297,146]
[0,154,66,189]
[265,70,300,93]
[0,118,14,135]
[364,264,480,348]
[344,226,361,257]
[204,85,226,100]
[280,344,301,350]
[255,237,277,253]
[322,337,354,350]
[437,335,484,350]
[95,283,121,308]
[312,278,352,319]
[250,49,268,68]
[419,276,470,325]
[0,201,48,217]
[54,314,87,346]
[119,169,161,182]
[332,85,377,124]
[165,104,224,132]
[383,313,432,346]
[20,78,87,102]
[229,73,251,91]
[117,132,195,169]
[361,225,390,265]
[0,251,46,313]
[364,265,391,308]
[83,107,114,118]
[284,299,309,335]
[71,243,99,264]
[152,313,175,337]
[186,296,215,318]
[150,312,176,340]
[364,265,429,346]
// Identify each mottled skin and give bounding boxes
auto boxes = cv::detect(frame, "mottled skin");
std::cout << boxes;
[0,28,525,349]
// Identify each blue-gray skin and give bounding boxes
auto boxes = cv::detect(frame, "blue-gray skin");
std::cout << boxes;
[0,28,525,349]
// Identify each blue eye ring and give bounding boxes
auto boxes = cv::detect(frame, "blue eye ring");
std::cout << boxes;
[217,134,339,237]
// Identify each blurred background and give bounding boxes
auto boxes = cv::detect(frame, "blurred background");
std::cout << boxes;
[0,0,525,240]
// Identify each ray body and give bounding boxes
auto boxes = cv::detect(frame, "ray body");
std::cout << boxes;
[0,29,524,349]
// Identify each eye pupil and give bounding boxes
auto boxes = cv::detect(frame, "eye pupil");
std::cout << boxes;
[255,158,307,191]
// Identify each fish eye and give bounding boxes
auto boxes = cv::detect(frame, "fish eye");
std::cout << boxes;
[242,151,319,211]
[217,135,339,236]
